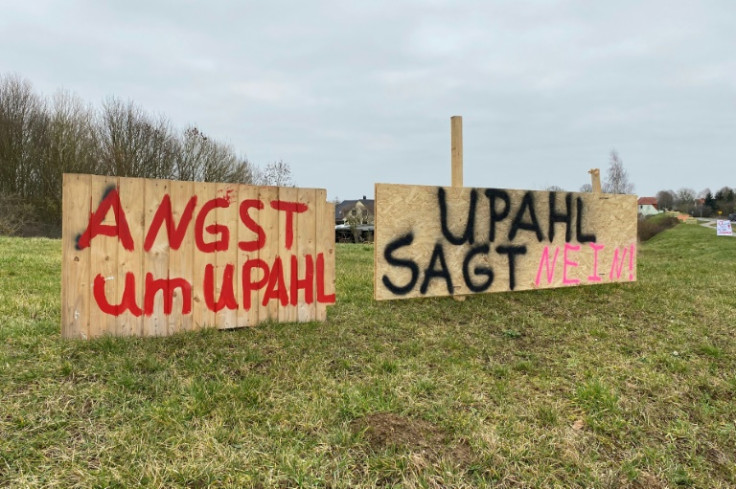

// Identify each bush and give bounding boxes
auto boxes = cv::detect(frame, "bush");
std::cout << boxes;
[637,214,680,242]
[0,193,37,236]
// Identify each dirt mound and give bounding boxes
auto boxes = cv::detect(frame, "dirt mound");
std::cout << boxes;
[350,412,473,467]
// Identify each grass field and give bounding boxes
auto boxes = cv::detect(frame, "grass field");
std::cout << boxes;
[1,223,735,488]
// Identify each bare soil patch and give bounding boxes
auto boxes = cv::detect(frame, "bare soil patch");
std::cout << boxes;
[350,412,474,468]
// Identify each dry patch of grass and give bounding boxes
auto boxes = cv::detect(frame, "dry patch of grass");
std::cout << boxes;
[351,412,475,480]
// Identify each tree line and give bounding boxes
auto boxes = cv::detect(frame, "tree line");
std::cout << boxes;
[655,187,735,218]
[568,150,735,218]
[0,74,293,236]
[567,150,634,195]
[595,150,735,217]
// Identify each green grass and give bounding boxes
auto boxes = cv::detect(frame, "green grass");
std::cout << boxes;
[1,224,736,488]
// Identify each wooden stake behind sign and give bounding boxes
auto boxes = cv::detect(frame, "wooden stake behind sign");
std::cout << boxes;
[589,168,602,193]
[451,116,463,188]
[451,116,466,301]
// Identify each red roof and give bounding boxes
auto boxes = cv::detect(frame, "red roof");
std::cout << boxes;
[637,197,658,207]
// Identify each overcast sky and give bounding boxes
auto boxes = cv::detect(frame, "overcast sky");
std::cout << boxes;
[2,0,734,200]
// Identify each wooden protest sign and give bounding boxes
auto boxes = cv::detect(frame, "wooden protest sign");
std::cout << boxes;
[374,183,637,301]
[61,174,336,339]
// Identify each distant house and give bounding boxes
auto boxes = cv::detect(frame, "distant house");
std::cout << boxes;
[335,196,374,225]
[335,196,375,243]
[637,197,660,216]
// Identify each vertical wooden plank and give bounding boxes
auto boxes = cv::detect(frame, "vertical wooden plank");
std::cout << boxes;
[315,191,335,322]
[215,182,239,329]
[191,181,217,331]
[142,178,171,337]
[169,179,195,333]
[277,186,299,323]
[87,175,119,338]
[237,184,261,327]
[61,173,92,339]
[116,176,145,337]
[451,115,463,188]
[258,185,280,324]
[589,168,602,193]
[451,116,467,302]
[296,188,316,322]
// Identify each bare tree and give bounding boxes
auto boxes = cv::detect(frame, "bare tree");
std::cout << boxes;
[579,183,593,193]
[656,190,675,211]
[227,159,255,184]
[200,139,244,183]
[602,149,634,194]
[0,193,35,236]
[177,126,254,184]
[675,188,696,214]
[0,74,259,234]
[38,90,100,222]
[175,126,204,181]
[98,97,177,180]
[0,74,46,199]
[260,160,294,187]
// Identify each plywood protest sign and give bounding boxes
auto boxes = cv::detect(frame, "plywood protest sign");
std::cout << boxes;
[374,183,637,301]
[61,174,335,339]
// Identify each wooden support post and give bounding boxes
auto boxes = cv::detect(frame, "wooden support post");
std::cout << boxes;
[589,168,601,193]
[451,116,466,301]
[451,116,463,188]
